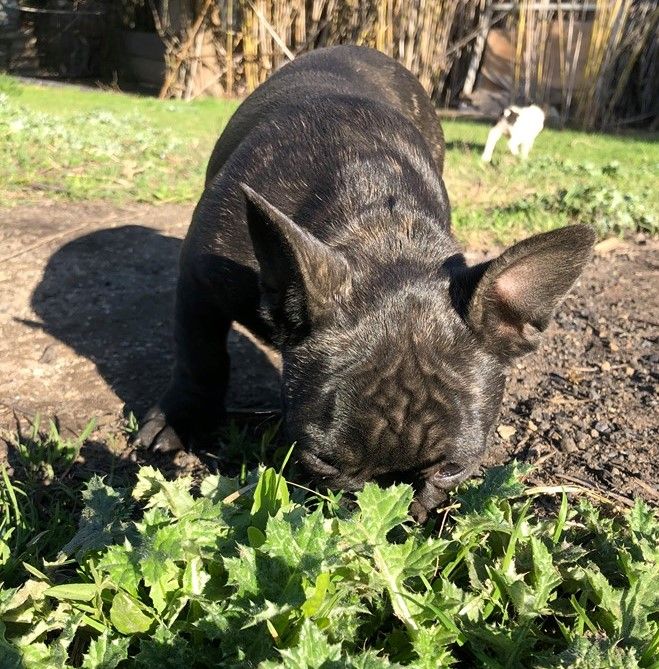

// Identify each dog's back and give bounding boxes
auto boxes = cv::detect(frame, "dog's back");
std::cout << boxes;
[205,46,445,185]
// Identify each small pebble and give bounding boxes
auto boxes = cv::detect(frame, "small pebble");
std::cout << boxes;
[497,424,516,440]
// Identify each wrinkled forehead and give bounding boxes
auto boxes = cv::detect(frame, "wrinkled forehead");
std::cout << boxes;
[299,287,502,412]
[339,290,485,380]
[328,296,498,466]
[340,310,493,418]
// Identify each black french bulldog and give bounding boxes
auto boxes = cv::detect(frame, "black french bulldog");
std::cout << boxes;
[135,45,595,520]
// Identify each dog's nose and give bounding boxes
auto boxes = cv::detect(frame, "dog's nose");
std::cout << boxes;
[411,479,449,523]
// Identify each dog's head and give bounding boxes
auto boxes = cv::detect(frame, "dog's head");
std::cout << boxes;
[242,184,595,520]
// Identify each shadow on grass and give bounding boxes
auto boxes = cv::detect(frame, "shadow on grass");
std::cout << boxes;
[444,140,485,153]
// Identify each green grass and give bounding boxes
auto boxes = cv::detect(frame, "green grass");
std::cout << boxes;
[442,119,659,243]
[0,417,96,586]
[1,74,657,243]
[1,421,658,668]
[0,75,238,205]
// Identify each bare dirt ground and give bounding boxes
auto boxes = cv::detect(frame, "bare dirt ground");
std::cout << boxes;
[1,202,657,505]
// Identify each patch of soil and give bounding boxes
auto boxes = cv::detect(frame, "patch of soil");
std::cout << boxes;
[482,236,658,505]
[0,202,656,504]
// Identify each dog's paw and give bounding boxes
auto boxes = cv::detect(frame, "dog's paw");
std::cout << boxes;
[133,405,186,453]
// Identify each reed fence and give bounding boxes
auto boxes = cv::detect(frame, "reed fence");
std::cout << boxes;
[147,0,491,105]
[144,0,657,129]
[506,0,658,128]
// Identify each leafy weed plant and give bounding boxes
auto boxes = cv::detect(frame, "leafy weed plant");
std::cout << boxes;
[0,418,95,586]
[1,458,657,668]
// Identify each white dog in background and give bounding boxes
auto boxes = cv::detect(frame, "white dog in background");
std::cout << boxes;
[481,104,545,162]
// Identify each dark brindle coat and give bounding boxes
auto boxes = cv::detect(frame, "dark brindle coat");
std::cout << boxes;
[135,46,595,520]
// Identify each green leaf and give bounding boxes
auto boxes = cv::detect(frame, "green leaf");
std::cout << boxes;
[223,538,254,582]
[16,642,55,668]
[628,500,659,564]
[629,500,658,540]
[60,475,130,558]
[584,567,621,620]
[82,633,131,669]
[535,636,642,669]
[134,625,201,667]
[348,651,399,668]
[404,537,450,576]
[251,467,291,531]
[552,491,569,544]
[260,507,334,572]
[96,543,141,598]
[262,619,342,668]
[0,536,10,567]
[347,499,418,635]
[110,591,153,635]
[0,579,49,622]
[248,525,267,548]
[352,483,413,544]
[411,625,456,668]
[132,466,195,518]
[0,621,23,669]
[530,537,562,615]
[45,583,97,602]
[302,572,330,618]
[137,523,185,613]
[182,556,210,597]
[457,462,528,514]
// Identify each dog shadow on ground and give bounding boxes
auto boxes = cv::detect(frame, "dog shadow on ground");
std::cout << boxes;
[24,225,281,475]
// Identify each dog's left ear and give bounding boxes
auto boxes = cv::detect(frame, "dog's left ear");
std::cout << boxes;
[456,225,596,359]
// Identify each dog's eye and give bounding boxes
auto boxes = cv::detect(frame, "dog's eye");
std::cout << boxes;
[433,463,464,481]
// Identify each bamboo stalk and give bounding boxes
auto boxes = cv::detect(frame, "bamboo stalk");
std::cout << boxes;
[158,0,214,99]
[226,0,234,95]
[183,26,203,100]
[514,0,527,101]
[604,7,659,127]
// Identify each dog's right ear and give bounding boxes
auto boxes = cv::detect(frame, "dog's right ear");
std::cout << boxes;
[241,183,351,335]
[455,225,596,359]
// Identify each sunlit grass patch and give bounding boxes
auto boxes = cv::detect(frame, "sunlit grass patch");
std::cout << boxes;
[0,76,237,206]
[0,74,657,244]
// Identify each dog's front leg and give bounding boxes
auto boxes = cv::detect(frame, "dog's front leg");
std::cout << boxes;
[134,272,232,452]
